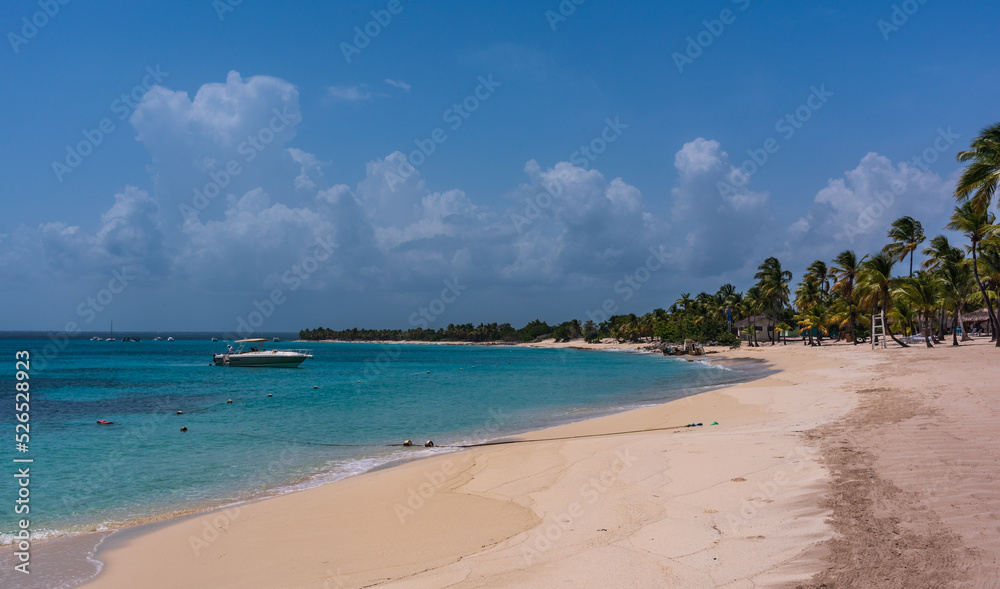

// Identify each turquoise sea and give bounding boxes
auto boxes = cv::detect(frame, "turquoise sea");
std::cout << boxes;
[0,336,761,586]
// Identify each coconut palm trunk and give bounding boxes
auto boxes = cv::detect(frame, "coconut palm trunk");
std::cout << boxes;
[952,310,960,346]
[971,244,1000,346]
[849,302,857,345]
[881,286,910,348]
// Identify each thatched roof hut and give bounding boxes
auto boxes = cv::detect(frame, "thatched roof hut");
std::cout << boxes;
[962,308,992,324]
[733,314,769,329]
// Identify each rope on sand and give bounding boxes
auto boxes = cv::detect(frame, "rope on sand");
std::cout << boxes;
[448,422,709,448]
[215,422,714,449]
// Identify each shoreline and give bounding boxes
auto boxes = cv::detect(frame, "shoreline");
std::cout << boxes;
[1,343,761,588]
[76,342,868,588]
[19,339,999,587]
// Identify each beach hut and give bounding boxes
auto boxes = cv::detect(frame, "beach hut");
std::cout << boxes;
[962,308,994,336]
[734,314,770,342]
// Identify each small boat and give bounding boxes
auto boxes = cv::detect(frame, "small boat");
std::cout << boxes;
[166,337,174,341]
[211,337,218,342]
[96,420,114,425]
[213,338,312,368]
[153,337,162,341]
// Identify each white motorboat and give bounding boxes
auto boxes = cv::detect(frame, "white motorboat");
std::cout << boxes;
[213,338,313,368]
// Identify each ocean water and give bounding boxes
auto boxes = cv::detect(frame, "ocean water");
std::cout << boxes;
[0,338,758,578]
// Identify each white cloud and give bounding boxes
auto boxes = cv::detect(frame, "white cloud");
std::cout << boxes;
[384,78,411,92]
[129,70,304,219]
[788,152,955,260]
[668,138,770,275]
[327,85,374,101]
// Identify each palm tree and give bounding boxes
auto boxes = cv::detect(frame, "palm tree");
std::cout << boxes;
[742,286,765,346]
[775,322,792,345]
[830,250,866,344]
[675,293,693,314]
[795,304,831,346]
[883,216,926,277]
[942,259,977,344]
[921,235,964,340]
[898,272,941,348]
[805,260,830,295]
[921,235,963,271]
[754,257,792,345]
[794,279,823,345]
[946,202,1000,345]
[955,122,1000,212]
[858,252,909,347]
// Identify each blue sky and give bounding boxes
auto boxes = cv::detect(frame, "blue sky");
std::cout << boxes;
[2,0,998,334]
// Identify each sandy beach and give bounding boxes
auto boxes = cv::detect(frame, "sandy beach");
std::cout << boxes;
[72,339,1000,588]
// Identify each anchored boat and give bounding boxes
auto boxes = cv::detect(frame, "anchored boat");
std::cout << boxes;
[213,338,313,368]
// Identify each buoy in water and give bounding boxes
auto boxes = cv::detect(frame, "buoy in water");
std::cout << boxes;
[402,440,413,447]
[180,427,188,432]
[268,393,273,397]
[424,440,435,448]
[313,386,318,389]
[176,411,183,415]
[226,399,233,404]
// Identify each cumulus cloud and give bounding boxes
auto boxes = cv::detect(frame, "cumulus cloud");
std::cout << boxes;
[36,186,167,280]
[668,138,771,275]
[19,70,922,331]
[504,160,666,283]
[787,152,955,261]
[130,70,303,219]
